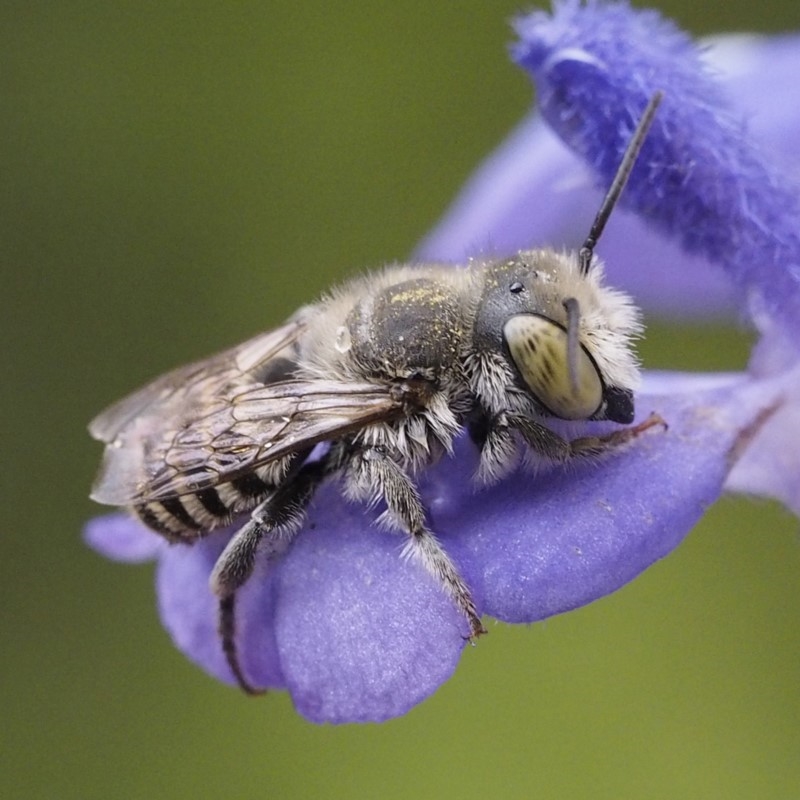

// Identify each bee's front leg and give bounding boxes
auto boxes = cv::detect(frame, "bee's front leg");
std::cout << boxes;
[567,412,667,457]
[475,410,572,482]
[477,410,665,477]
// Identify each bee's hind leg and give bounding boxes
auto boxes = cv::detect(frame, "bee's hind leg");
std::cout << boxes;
[211,458,329,695]
[217,593,264,696]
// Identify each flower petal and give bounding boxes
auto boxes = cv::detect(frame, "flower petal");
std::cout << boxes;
[156,529,286,690]
[420,18,800,322]
[415,114,735,317]
[725,320,800,513]
[511,1,800,336]
[273,481,466,724]
[420,370,782,623]
[726,400,800,516]
[84,513,164,563]
[706,32,800,177]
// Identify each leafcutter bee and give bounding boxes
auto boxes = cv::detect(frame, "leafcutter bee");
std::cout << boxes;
[90,94,663,694]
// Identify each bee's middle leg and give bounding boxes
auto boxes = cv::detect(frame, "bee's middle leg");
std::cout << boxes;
[343,444,486,640]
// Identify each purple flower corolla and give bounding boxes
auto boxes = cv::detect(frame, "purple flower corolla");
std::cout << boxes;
[85,3,800,723]
[511,2,800,335]
[84,370,788,722]
[418,17,800,322]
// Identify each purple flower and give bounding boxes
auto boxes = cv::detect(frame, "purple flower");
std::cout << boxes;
[85,2,800,723]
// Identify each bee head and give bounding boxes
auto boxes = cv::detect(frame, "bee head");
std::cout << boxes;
[470,92,662,425]
[471,254,641,423]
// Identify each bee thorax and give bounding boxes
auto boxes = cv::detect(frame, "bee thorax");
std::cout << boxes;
[344,276,467,380]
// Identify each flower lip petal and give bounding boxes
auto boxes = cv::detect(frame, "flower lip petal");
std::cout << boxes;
[273,481,467,724]
[87,366,787,721]
[419,370,781,624]
[84,513,164,563]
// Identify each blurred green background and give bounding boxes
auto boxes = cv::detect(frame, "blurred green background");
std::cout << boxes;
[3,2,799,798]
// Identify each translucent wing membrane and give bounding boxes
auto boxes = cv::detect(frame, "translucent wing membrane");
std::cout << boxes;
[89,320,307,444]
[89,319,408,505]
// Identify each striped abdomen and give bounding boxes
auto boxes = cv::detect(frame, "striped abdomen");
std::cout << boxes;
[133,459,294,541]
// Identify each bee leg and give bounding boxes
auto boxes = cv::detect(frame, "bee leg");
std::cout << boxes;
[210,460,328,597]
[501,411,664,464]
[344,445,486,641]
[567,412,667,457]
[471,410,520,483]
[211,459,328,696]
[217,594,264,696]
[475,411,571,481]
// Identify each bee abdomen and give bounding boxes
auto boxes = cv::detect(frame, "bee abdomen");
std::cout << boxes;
[230,472,272,499]
[134,497,204,541]
[196,487,231,518]
[133,487,232,539]
[134,464,286,539]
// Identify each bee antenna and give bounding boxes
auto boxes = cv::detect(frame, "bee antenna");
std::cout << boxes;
[563,297,581,395]
[578,91,663,276]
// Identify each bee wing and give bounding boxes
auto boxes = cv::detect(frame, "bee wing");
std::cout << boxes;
[90,317,316,505]
[89,319,307,445]
[91,378,404,505]
[146,379,403,502]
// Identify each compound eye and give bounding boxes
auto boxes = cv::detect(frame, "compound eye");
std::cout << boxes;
[503,314,603,420]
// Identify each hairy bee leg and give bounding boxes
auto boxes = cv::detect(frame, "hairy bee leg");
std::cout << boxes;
[218,595,265,697]
[478,412,572,479]
[473,414,520,483]
[211,459,328,696]
[210,460,328,597]
[497,411,665,466]
[345,446,486,640]
[210,517,266,599]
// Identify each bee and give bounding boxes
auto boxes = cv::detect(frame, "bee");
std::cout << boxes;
[90,94,663,695]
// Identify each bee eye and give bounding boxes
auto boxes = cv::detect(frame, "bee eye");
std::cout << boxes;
[509,281,525,294]
[503,314,603,420]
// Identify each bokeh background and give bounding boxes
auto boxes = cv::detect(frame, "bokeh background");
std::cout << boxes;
[3,2,799,798]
